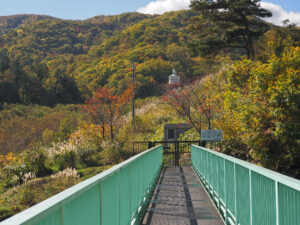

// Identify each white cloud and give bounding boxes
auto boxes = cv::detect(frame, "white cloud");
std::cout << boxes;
[260,2,300,26]
[137,0,300,26]
[137,0,190,15]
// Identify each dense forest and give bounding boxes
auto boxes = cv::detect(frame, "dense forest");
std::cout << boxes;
[0,11,204,106]
[0,1,300,221]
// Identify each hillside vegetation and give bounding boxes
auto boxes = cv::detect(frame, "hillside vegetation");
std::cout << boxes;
[0,11,211,106]
[0,2,300,221]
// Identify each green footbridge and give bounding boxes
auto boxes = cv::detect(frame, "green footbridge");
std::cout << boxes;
[1,145,299,225]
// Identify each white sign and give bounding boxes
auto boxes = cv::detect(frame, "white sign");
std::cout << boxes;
[201,130,223,141]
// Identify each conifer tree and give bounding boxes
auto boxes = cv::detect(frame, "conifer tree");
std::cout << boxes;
[190,0,272,60]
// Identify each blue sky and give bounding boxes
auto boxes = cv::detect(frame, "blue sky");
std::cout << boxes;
[0,0,299,25]
[264,0,299,11]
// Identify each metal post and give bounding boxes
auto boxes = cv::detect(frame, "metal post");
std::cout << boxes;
[132,60,135,132]
[275,181,279,225]
[224,159,228,224]
[99,183,102,225]
[118,170,120,225]
[60,206,65,225]
[132,142,135,156]
[234,163,237,225]
[249,170,253,225]
[175,141,179,166]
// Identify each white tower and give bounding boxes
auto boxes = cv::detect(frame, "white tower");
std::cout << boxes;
[168,69,180,85]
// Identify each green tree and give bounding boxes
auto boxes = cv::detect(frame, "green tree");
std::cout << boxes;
[190,0,272,60]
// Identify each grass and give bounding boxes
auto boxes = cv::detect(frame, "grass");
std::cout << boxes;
[0,165,113,222]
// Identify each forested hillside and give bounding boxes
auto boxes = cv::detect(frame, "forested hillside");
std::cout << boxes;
[0,11,210,106]
[0,1,300,220]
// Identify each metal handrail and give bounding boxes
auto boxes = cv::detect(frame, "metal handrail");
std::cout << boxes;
[191,145,300,225]
[1,145,163,225]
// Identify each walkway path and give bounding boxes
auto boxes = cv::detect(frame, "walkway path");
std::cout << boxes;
[141,167,225,225]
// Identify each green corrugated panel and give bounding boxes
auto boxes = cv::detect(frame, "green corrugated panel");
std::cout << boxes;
[236,165,250,225]
[252,172,276,225]
[205,150,211,183]
[144,155,148,193]
[218,157,225,201]
[205,151,209,180]
[212,154,218,192]
[225,160,235,215]
[191,147,195,166]
[197,148,200,172]
[137,157,143,203]
[201,150,204,174]
[64,185,100,225]
[101,174,119,225]
[33,209,61,225]
[208,152,213,184]
[130,160,139,216]
[120,166,131,225]
[145,155,150,192]
[278,183,300,225]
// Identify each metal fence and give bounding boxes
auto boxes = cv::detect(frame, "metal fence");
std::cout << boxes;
[1,145,163,225]
[191,145,300,225]
[133,141,201,166]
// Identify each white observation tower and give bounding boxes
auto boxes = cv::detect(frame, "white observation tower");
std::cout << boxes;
[168,68,180,85]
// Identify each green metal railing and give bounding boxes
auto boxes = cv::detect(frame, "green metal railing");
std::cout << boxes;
[1,145,163,225]
[191,145,300,225]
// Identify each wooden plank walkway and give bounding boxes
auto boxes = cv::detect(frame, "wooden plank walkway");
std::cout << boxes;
[141,167,225,225]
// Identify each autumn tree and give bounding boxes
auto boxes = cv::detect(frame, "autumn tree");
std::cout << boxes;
[162,75,224,134]
[190,0,272,60]
[84,86,133,140]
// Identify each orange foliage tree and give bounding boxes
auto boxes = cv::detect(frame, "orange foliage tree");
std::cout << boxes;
[84,86,133,140]
[162,76,223,134]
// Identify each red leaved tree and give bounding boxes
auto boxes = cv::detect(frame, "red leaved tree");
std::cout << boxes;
[162,76,220,134]
[84,86,133,140]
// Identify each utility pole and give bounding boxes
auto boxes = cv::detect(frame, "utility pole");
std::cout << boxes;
[132,60,135,132]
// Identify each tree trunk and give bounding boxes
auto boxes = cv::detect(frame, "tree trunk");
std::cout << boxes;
[248,36,255,60]
[110,121,114,140]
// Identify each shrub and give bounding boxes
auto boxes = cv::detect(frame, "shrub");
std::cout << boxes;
[21,188,36,206]
[100,141,124,164]
[0,207,13,221]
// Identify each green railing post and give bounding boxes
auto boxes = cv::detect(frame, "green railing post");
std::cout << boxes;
[99,183,102,225]
[234,163,237,225]
[275,181,279,225]
[60,206,64,225]
[249,170,253,225]
[224,158,228,224]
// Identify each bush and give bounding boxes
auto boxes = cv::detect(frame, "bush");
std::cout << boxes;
[100,141,124,164]
[78,147,100,167]
[21,188,36,206]
[21,149,52,177]
[55,150,79,170]
[0,207,13,221]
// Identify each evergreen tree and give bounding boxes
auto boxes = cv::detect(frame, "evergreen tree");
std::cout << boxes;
[190,0,272,60]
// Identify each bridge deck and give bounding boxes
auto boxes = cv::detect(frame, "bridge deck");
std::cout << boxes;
[141,166,225,225]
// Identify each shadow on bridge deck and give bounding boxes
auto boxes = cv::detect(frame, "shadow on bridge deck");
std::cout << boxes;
[141,167,225,225]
